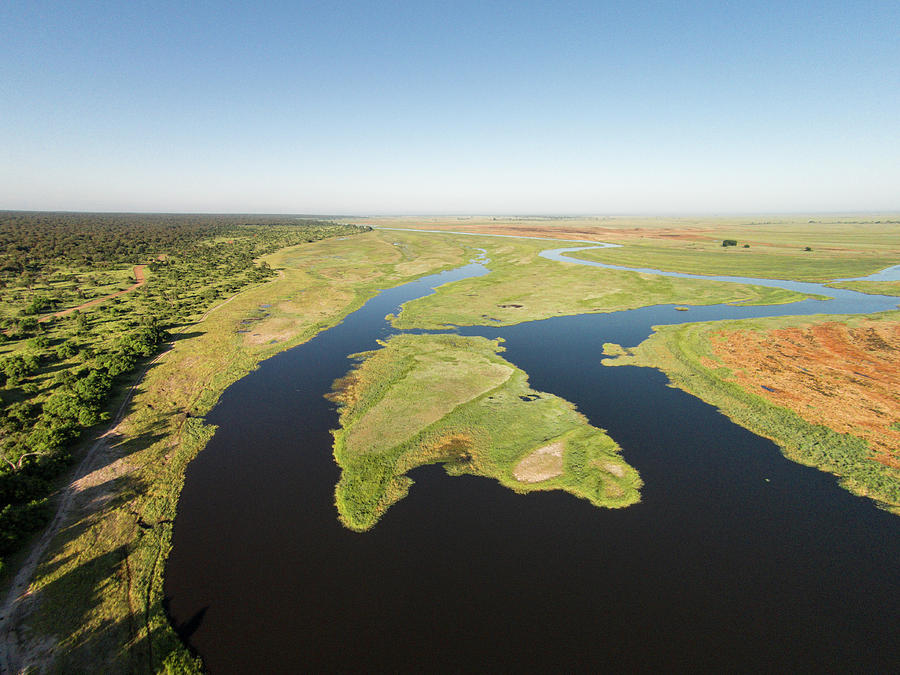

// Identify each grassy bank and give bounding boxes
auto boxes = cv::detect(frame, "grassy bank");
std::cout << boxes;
[561,221,900,282]
[366,216,900,283]
[389,232,812,330]
[827,280,900,296]
[604,312,900,513]
[0,216,364,571]
[329,333,641,531]
[8,230,471,672]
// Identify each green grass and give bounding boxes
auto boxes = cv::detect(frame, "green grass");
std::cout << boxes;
[13,218,899,669]
[826,280,900,296]
[330,333,641,531]
[604,311,900,513]
[365,215,900,284]
[389,233,813,330]
[565,227,900,282]
[15,230,473,672]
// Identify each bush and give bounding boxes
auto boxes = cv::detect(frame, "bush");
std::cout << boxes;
[23,295,51,315]
[722,239,738,247]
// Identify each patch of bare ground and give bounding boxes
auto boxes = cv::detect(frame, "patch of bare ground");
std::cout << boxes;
[513,442,564,483]
[598,461,625,478]
[0,350,165,674]
[710,320,900,467]
[242,317,296,345]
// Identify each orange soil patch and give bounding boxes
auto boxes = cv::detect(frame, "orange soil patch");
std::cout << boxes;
[710,320,900,467]
[38,265,148,322]
[386,223,716,243]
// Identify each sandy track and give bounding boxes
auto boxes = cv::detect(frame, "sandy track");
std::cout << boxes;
[0,281,252,674]
[38,265,147,323]
[0,347,164,673]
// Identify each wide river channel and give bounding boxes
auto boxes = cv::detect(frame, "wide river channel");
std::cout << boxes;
[166,239,900,671]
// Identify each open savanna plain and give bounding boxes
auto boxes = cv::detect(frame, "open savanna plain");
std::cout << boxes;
[4,214,899,672]
[363,215,900,282]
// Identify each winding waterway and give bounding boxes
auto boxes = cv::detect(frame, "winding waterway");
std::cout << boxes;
[165,238,900,672]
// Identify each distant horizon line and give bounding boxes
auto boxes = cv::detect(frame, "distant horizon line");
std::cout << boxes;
[2,208,899,219]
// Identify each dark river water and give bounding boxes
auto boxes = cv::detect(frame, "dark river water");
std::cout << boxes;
[165,249,900,672]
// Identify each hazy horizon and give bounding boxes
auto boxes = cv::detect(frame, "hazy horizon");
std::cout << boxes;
[3,1,898,213]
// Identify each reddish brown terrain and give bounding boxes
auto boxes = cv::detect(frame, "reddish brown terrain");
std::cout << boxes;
[384,221,716,242]
[710,320,900,467]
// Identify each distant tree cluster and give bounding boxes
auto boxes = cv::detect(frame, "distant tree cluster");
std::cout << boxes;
[0,212,368,569]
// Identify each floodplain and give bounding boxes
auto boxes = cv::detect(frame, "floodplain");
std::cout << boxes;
[3,214,899,672]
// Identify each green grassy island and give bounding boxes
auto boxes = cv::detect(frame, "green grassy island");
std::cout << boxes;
[388,234,812,330]
[328,333,640,531]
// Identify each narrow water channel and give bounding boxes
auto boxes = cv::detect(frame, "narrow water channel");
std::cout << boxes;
[165,244,900,672]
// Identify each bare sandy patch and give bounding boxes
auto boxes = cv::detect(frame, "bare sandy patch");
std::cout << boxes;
[242,317,298,345]
[601,461,625,478]
[513,441,565,483]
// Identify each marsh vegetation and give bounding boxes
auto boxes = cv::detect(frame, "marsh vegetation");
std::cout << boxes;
[4,215,899,672]
[390,235,811,330]
[604,312,900,512]
[328,333,639,530]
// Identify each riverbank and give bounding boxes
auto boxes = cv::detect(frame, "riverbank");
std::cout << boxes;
[164,226,900,672]
[389,233,812,330]
[8,219,899,670]
[604,311,900,512]
[2,230,470,672]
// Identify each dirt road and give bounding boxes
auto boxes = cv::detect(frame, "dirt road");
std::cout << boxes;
[38,265,147,323]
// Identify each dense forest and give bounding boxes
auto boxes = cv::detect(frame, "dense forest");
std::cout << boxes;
[0,212,367,570]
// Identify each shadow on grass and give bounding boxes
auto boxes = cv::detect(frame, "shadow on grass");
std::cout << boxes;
[17,418,196,672]
[166,331,205,343]
[34,362,73,377]
[29,543,198,672]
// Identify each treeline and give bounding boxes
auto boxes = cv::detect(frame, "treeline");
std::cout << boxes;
[0,211,340,270]
[0,213,368,570]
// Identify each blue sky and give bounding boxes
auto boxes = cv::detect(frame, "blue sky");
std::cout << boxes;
[2,1,898,213]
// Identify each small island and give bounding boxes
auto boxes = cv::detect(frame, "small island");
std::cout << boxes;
[327,333,641,531]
